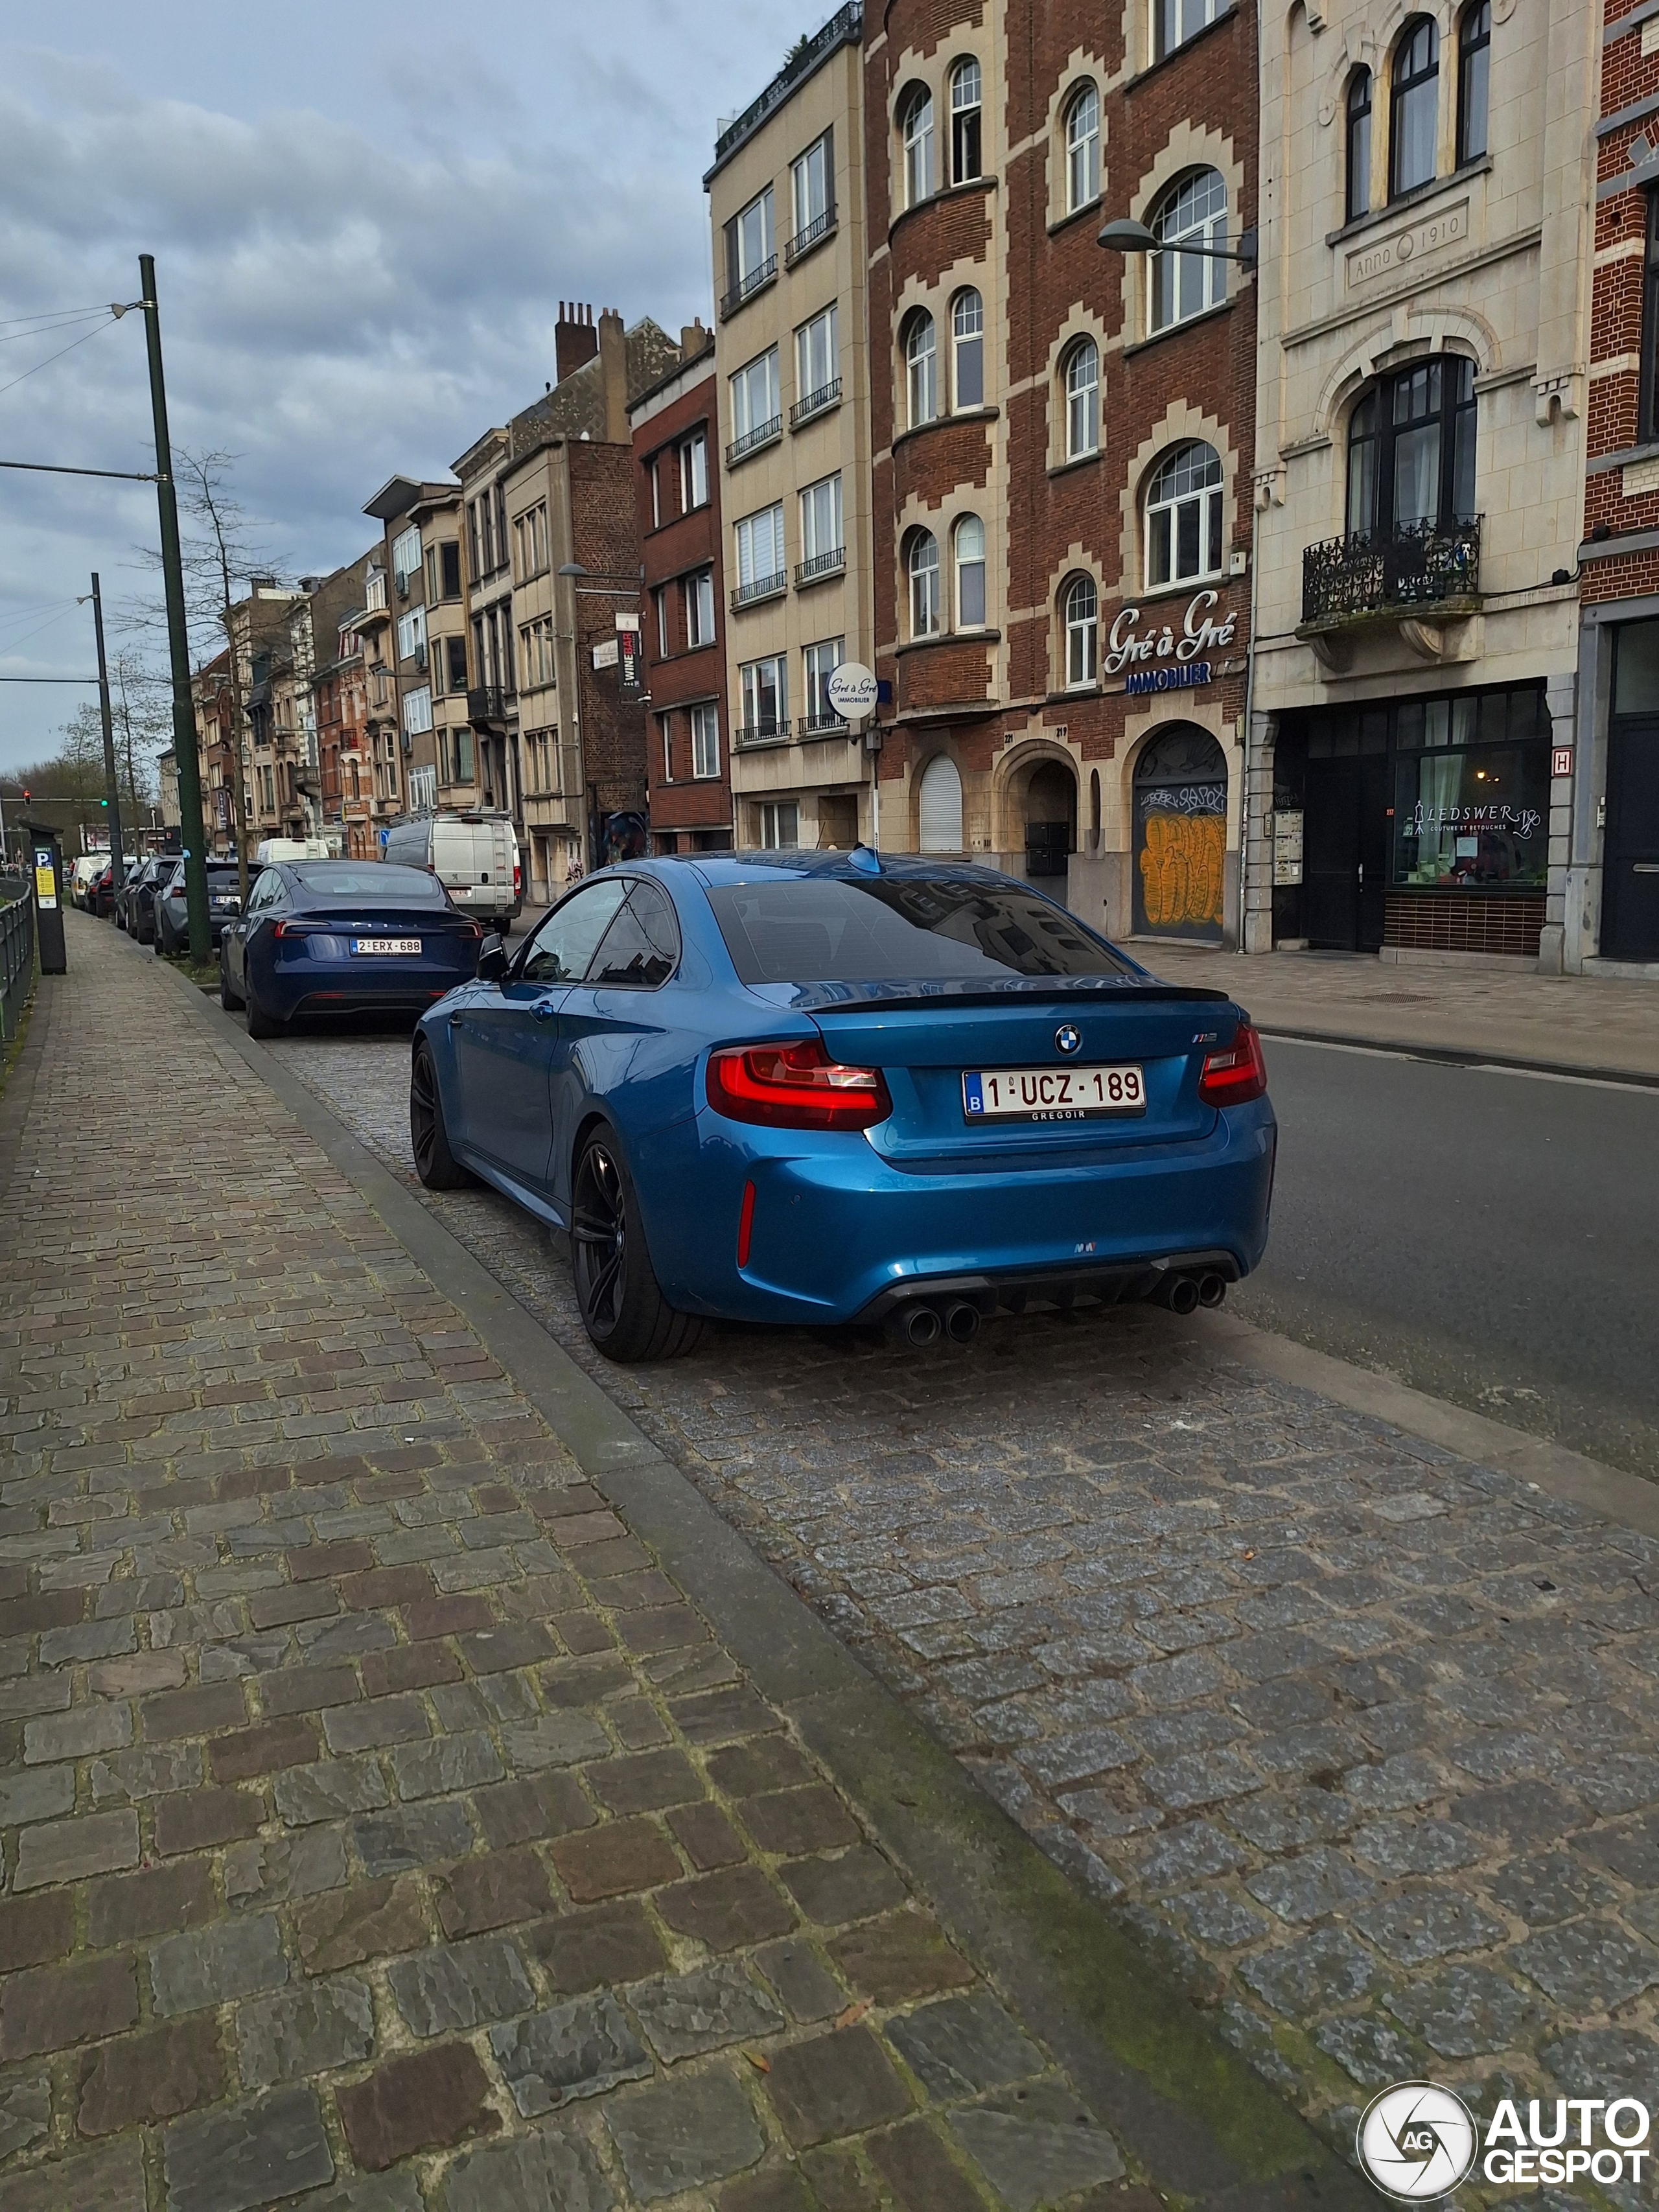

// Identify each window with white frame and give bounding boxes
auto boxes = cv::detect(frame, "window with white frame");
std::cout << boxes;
[1063,575,1098,687]
[901,86,934,206]
[518,616,555,689]
[950,58,982,183]
[796,304,839,410]
[1065,85,1100,211]
[1149,168,1227,333]
[513,502,548,579]
[758,799,799,849]
[954,516,986,627]
[951,290,984,408]
[649,456,662,530]
[653,587,669,658]
[1154,0,1222,64]
[908,529,940,638]
[734,505,786,596]
[684,568,716,647]
[802,637,844,728]
[658,712,674,782]
[690,702,720,779]
[1144,441,1224,587]
[396,607,427,662]
[905,311,938,428]
[391,525,421,588]
[725,186,776,302]
[799,475,842,574]
[679,430,708,511]
[730,348,781,452]
[791,130,833,244]
[739,655,787,737]
[1064,339,1100,458]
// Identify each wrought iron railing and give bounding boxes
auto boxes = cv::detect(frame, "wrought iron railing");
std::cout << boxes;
[730,573,787,611]
[1301,517,1482,625]
[735,719,791,749]
[791,378,842,428]
[726,415,782,466]
[795,548,846,587]
[466,684,510,724]
[720,256,777,320]
[785,207,837,265]
[799,712,850,737]
[0,876,36,1043]
[712,3,861,167]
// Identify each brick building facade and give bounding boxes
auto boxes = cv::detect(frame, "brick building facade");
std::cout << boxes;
[630,336,736,850]
[1570,0,1659,968]
[864,0,1259,945]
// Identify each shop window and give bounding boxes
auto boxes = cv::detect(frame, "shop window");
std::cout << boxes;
[1345,355,1477,537]
[1148,168,1227,334]
[905,310,938,427]
[951,289,984,408]
[954,515,986,627]
[1391,690,1548,891]
[1154,0,1222,64]
[1390,17,1439,199]
[1063,338,1100,458]
[1346,69,1373,222]
[1144,441,1223,588]
[1456,2,1490,167]
[950,60,982,185]
[1065,85,1100,213]
[907,528,941,637]
[1063,574,1098,687]
[901,85,934,207]
[758,799,800,850]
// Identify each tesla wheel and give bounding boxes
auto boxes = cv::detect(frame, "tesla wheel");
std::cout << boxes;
[570,1127,702,1362]
[244,987,286,1040]
[218,956,243,1011]
[410,1043,473,1190]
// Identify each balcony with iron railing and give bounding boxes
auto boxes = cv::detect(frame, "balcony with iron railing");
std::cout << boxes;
[467,684,511,725]
[790,378,842,430]
[734,718,791,749]
[1301,518,1482,627]
[720,256,777,321]
[798,712,850,738]
[795,547,846,588]
[726,414,783,467]
[784,205,837,267]
[730,572,787,612]
[710,3,861,170]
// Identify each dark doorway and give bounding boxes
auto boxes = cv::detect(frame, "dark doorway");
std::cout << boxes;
[1023,760,1076,878]
[1603,716,1659,960]
[1303,712,1389,951]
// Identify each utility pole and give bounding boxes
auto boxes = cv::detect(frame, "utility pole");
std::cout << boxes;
[90,575,126,898]
[140,253,209,963]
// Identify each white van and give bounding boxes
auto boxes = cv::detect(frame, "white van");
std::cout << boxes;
[380,813,522,933]
[255,837,335,864]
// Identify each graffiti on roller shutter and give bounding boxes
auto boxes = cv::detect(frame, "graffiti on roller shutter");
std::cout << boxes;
[1139,793,1225,929]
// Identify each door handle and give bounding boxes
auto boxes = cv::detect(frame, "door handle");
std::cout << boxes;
[447,1012,465,1026]
[531,997,559,1022]
[1634,863,1659,875]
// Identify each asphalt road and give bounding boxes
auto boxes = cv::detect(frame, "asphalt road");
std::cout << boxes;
[1231,1037,1659,1479]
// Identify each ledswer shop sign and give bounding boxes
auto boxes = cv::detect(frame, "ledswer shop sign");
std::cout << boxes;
[1356,2080,1654,2200]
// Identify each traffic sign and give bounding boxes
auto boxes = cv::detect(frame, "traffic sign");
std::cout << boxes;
[378,828,389,848]
[826,661,877,723]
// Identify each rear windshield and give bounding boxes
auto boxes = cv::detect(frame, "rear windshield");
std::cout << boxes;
[290,865,445,900]
[707,877,1131,984]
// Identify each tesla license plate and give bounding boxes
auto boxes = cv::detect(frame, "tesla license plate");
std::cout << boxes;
[963,1064,1145,1122]
[353,938,421,955]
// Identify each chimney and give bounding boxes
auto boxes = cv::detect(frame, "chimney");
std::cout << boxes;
[555,301,598,384]
[598,308,628,442]
[680,319,710,364]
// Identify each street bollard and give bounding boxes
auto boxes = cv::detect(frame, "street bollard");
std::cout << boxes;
[28,825,67,976]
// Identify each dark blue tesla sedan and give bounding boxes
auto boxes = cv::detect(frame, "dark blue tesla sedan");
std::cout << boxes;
[220,861,483,1037]
[410,850,1275,1361]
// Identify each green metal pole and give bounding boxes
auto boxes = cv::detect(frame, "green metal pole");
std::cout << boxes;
[90,576,126,898]
[139,253,209,962]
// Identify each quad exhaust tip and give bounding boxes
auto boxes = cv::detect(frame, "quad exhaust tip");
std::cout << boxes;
[944,1301,980,1345]
[901,1304,942,1347]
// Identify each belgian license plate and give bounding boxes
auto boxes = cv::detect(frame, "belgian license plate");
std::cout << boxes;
[353,938,421,955]
[962,1064,1146,1122]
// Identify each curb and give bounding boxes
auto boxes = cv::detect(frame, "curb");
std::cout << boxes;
[1257,1023,1659,1092]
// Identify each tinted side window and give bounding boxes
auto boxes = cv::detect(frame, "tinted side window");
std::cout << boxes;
[587,883,680,989]
[518,879,630,985]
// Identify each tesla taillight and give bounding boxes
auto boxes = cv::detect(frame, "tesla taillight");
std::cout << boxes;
[273,920,325,938]
[706,1040,891,1132]
[1198,1023,1268,1108]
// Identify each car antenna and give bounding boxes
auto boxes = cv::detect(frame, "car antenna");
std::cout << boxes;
[848,844,881,876]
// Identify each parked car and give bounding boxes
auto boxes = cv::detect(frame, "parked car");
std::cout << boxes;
[121,856,174,944]
[219,861,483,1038]
[154,861,245,955]
[69,856,105,909]
[89,862,115,918]
[408,852,1276,1362]
[380,813,522,935]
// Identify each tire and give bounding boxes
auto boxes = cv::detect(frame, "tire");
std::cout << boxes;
[245,986,285,1040]
[410,1042,473,1189]
[570,1125,702,1362]
[218,956,244,1011]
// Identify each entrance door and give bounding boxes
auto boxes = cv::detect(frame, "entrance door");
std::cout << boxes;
[1604,716,1659,961]
[1303,752,1389,951]
[1133,725,1227,943]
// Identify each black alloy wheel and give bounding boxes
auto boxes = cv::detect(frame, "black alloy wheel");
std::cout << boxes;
[570,1128,702,1362]
[410,1043,472,1189]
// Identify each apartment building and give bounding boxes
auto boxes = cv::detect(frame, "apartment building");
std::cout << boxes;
[630,325,735,852]
[863,0,1259,944]
[1566,0,1659,972]
[707,3,876,852]
[362,479,469,818]
[1249,0,1594,963]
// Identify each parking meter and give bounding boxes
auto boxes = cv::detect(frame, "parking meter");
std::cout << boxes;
[27,826,66,975]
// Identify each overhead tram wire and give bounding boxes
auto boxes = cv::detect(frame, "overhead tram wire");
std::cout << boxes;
[0,314,121,404]
[0,310,121,346]
[0,304,130,327]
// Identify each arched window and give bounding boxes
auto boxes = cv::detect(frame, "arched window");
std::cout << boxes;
[1064,338,1100,459]
[905,310,938,428]
[1065,85,1100,213]
[1346,69,1373,223]
[955,515,986,627]
[1390,18,1439,198]
[1345,356,1478,537]
[907,529,940,638]
[951,289,984,409]
[1457,2,1490,165]
[918,754,964,852]
[950,60,982,184]
[1063,574,1098,688]
[901,86,934,207]
[1145,441,1223,587]
[1149,168,1227,334]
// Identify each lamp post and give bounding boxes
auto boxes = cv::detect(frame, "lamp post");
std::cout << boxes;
[1095,217,1258,268]
[557,563,644,870]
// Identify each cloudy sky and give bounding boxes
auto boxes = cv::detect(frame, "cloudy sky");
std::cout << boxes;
[0,0,810,771]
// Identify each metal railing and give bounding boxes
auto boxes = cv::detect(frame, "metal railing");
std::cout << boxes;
[785,207,837,265]
[735,719,791,749]
[795,547,846,587]
[799,712,850,737]
[467,684,511,725]
[1301,517,1482,625]
[730,572,787,611]
[712,3,861,167]
[791,377,842,428]
[726,414,783,465]
[720,257,777,320]
[0,876,36,1044]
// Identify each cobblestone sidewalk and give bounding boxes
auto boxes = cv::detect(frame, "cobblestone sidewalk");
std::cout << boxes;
[0,933,1187,2212]
[257,1003,1659,2210]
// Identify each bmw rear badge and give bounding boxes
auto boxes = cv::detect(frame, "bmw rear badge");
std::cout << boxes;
[1055,1024,1081,1056]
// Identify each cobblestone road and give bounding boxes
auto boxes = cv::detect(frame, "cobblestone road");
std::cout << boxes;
[0,931,1165,2212]
[261,1010,1659,2203]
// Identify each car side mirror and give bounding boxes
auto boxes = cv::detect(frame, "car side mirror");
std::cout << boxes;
[476,933,507,983]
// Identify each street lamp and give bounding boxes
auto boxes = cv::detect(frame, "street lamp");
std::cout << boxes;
[1096,216,1258,268]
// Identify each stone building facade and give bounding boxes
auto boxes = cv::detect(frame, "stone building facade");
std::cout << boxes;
[864,0,1259,946]
[1249,0,1594,965]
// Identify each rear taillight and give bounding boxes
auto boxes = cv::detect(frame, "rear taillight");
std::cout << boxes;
[1198,1023,1268,1108]
[707,1040,891,1132]
[273,920,323,938]
[513,861,522,896]
[168,885,185,899]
